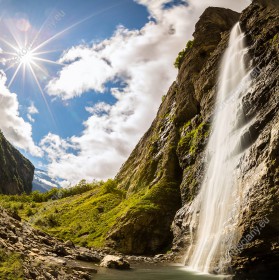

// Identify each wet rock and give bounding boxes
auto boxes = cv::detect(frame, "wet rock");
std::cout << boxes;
[100,255,130,270]
[75,251,101,263]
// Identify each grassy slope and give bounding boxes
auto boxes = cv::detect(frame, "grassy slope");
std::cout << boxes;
[0,180,166,248]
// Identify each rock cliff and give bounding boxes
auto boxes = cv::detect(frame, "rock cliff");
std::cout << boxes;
[171,1,279,279]
[0,131,34,195]
[108,7,240,255]
[110,1,279,278]
[230,2,279,279]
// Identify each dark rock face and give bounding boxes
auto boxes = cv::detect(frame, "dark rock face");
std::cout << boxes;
[254,0,279,7]
[109,7,239,255]
[111,1,278,278]
[229,3,279,279]
[0,131,34,195]
[171,2,279,279]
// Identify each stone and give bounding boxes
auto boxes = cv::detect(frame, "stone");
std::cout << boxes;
[0,208,99,279]
[75,251,101,263]
[100,255,130,270]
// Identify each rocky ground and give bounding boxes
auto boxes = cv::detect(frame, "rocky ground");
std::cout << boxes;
[0,206,174,279]
[0,207,132,279]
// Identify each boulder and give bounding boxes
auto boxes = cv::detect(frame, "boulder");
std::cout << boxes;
[100,255,130,270]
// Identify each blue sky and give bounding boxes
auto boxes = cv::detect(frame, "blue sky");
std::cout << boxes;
[0,0,248,186]
[0,0,149,159]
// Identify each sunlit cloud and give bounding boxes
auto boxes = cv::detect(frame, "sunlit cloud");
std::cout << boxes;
[0,71,42,157]
[42,0,248,184]
[27,102,39,123]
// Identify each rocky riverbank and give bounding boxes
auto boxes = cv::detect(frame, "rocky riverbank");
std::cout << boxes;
[0,206,177,279]
[0,207,120,279]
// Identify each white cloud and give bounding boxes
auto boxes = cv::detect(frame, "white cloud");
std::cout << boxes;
[43,0,249,184]
[85,102,112,115]
[27,102,39,123]
[0,71,43,157]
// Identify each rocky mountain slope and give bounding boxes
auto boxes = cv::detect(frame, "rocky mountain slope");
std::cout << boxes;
[170,1,279,279]
[111,0,278,278]
[230,1,279,279]
[109,7,240,254]
[0,131,34,195]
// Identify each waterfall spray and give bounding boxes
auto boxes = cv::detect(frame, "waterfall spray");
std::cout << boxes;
[185,23,251,273]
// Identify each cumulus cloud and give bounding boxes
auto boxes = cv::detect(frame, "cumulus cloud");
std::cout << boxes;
[0,71,42,157]
[43,0,249,184]
[85,102,112,115]
[27,102,39,123]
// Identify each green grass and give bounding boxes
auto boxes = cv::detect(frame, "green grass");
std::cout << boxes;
[0,249,24,280]
[0,177,180,250]
[0,179,161,248]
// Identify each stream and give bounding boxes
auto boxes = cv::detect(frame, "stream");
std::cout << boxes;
[94,264,227,280]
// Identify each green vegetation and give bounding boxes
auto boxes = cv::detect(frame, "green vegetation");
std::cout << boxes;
[178,121,209,157]
[174,39,194,69]
[0,249,24,280]
[0,176,180,250]
[272,33,278,47]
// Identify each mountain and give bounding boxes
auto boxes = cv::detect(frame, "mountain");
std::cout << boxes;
[108,7,240,254]
[109,0,279,278]
[32,169,62,193]
[0,1,277,279]
[0,131,34,194]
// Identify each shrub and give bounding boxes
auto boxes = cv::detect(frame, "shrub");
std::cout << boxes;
[46,214,59,227]
[26,208,34,217]
[174,39,194,69]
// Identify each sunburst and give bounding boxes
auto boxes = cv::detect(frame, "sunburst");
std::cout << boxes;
[0,0,129,110]
[0,34,64,89]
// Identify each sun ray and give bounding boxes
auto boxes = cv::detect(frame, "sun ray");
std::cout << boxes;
[30,60,49,76]
[6,23,24,50]
[4,61,18,72]
[32,50,62,56]
[32,57,65,66]
[0,38,19,52]
[32,1,127,53]
[8,62,23,87]
[0,51,19,56]
[28,63,57,127]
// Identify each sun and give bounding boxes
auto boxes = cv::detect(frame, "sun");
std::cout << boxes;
[0,11,102,90]
[17,48,35,65]
[0,34,65,90]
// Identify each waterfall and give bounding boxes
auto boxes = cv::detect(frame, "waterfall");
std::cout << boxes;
[185,23,251,273]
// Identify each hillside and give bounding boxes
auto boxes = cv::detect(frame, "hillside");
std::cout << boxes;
[0,131,34,195]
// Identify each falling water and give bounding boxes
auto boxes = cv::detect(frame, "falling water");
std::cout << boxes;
[185,23,251,273]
